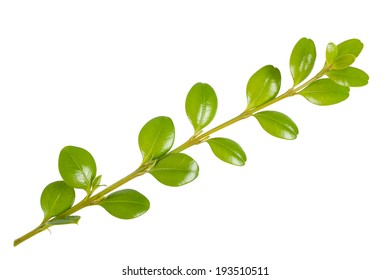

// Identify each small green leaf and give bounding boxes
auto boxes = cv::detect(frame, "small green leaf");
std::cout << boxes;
[185,83,218,132]
[326,42,338,66]
[91,175,102,192]
[40,181,75,220]
[337,39,363,58]
[290,37,316,86]
[254,111,299,140]
[149,153,199,186]
[246,65,281,109]
[333,54,356,70]
[58,146,97,191]
[207,137,247,166]
[47,216,81,226]
[138,116,175,163]
[327,67,369,87]
[299,78,350,106]
[98,189,150,220]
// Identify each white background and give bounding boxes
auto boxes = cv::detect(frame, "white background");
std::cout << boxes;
[0,1,390,279]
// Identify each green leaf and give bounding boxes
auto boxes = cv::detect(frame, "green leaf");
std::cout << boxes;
[40,181,75,220]
[326,42,338,65]
[299,78,350,106]
[46,216,81,226]
[254,111,299,140]
[58,146,97,191]
[337,39,363,58]
[149,153,199,186]
[207,137,247,166]
[98,189,150,220]
[185,82,218,132]
[327,67,369,87]
[290,37,316,86]
[333,54,355,70]
[91,175,102,192]
[138,116,175,163]
[246,65,281,109]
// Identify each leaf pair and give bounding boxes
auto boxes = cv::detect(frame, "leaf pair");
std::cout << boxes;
[245,47,301,140]
[186,83,248,166]
[40,145,97,222]
[138,116,199,187]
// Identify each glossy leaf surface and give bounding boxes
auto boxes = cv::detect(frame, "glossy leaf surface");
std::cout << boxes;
[185,82,218,132]
[337,39,363,58]
[138,116,175,162]
[149,153,199,186]
[327,67,369,87]
[98,189,150,220]
[41,181,75,219]
[333,54,355,69]
[326,42,338,65]
[59,146,97,191]
[47,216,81,226]
[290,37,316,85]
[207,137,247,166]
[299,78,350,106]
[254,111,298,140]
[246,65,281,109]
